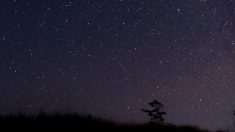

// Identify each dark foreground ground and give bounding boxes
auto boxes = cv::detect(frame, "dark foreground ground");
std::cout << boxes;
[0,114,222,132]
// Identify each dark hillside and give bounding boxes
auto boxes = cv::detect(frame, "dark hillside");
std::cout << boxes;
[0,114,211,132]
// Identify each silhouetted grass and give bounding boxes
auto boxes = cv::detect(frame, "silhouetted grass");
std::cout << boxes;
[0,113,214,131]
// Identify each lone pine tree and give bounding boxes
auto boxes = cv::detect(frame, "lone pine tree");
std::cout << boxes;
[142,100,166,124]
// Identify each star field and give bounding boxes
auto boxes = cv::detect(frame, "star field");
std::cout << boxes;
[1,0,235,130]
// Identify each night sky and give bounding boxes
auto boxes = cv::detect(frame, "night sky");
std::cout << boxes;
[1,0,235,130]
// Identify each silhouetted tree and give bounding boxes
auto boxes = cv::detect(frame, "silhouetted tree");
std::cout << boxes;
[233,110,235,129]
[142,100,166,125]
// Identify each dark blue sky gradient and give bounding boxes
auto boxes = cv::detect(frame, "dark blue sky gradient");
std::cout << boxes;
[1,0,235,130]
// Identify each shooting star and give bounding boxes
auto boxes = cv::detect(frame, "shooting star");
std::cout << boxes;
[117,60,129,81]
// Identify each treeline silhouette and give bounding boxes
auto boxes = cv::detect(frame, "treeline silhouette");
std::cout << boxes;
[0,113,211,132]
[0,99,228,131]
